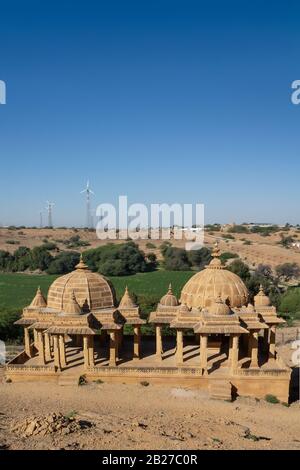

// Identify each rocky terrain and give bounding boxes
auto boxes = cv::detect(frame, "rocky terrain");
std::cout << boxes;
[0,371,299,450]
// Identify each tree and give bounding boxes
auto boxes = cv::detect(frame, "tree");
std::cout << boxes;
[83,242,153,276]
[226,259,250,282]
[279,288,300,317]
[30,246,53,271]
[219,252,239,265]
[187,247,212,269]
[163,247,191,271]
[47,251,80,274]
[276,263,300,281]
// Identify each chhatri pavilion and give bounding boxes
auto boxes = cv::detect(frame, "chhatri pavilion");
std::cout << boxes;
[6,245,291,401]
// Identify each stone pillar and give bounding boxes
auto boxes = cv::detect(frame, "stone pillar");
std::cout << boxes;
[176,329,184,365]
[44,333,52,362]
[109,331,116,367]
[263,328,269,354]
[155,325,163,361]
[53,335,61,370]
[231,335,239,371]
[33,329,38,350]
[249,331,259,367]
[200,334,208,374]
[37,331,46,365]
[88,336,95,367]
[83,335,89,369]
[24,327,32,357]
[269,325,276,358]
[118,328,123,352]
[59,334,67,369]
[133,326,141,359]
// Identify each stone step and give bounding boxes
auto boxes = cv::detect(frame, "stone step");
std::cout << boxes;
[209,379,232,401]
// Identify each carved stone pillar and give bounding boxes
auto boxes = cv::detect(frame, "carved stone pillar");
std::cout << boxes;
[231,335,239,371]
[59,334,66,369]
[37,331,46,365]
[109,331,116,367]
[53,335,61,370]
[133,326,141,359]
[24,327,32,357]
[155,325,163,361]
[33,329,38,350]
[200,334,208,374]
[176,329,184,365]
[44,333,52,362]
[249,331,259,367]
[263,328,269,354]
[83,335,89,369]
[88,336,95,367]
[269,325,276,358]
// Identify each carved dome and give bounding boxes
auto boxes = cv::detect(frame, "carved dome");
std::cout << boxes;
[180,244,248,309]
[207,295,231,316]
[160,284,179,307]
[47,256,116,311]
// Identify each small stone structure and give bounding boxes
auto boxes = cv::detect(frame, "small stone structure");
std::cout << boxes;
[6,246,291,401]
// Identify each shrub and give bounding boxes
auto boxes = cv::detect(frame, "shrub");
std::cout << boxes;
[47,251,80,274]
[84,242,152,276]
[222,234,234,240]
[6,240,20,245]
[265,394,280,404]
[78,375,87,386]
[146,242,156,249]
[228,225,249,234]
[220,252,238,265]
[227,259,250,282]
[140,381,150,387]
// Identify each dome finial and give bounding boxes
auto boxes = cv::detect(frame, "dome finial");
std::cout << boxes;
[75,253,88,270]
[29,286,47,308]
[212,242,220,258]
[119,286,136,308]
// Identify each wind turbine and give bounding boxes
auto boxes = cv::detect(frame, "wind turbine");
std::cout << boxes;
[46,201,55,228]
[39,210,43,229]
[80,180,94,228]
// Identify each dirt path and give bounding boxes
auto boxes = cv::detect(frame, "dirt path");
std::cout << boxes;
[0,377,299,450]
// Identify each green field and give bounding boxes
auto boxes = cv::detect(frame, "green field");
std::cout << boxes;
[0,270,194,314]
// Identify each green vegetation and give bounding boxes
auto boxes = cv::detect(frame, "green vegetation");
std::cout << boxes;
[219,252,239,265]
[279,287,300,319]
[146,242,156,249]
[265,394,280,404]
[204,224,221,232]
[250,225,279,236]
[78,375,87,386]
[222,234,235,240]
[278,234,295,248]
[83,242,157,276]
[0,270,194,340]
[276,263,300,282]
[161,245,211,271]
[228,225,249,234]
[61,234,91,248]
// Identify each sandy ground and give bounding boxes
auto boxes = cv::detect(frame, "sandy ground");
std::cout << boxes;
[1,227,300,269]
[0,369,299,451]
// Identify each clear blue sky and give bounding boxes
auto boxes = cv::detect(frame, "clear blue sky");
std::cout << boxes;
[0,0,299,227]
